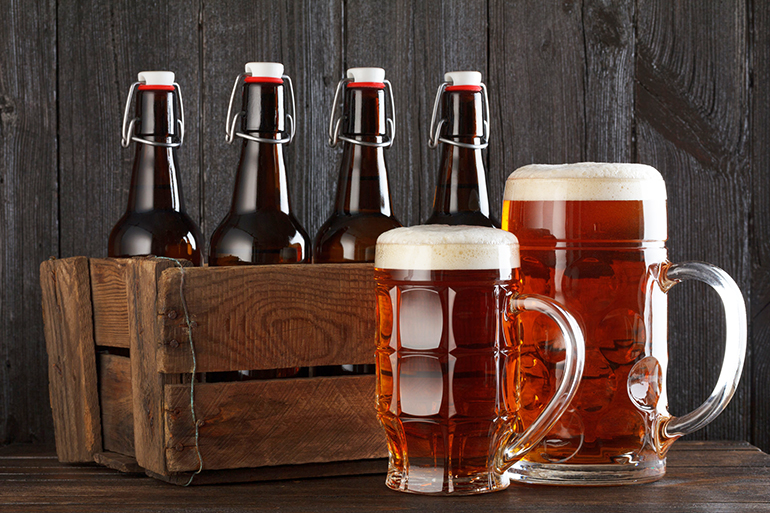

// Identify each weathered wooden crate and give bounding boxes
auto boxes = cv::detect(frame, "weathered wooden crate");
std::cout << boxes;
[39,256,387,484]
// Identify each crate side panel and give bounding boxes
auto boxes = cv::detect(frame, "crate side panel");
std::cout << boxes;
[127,258,176,475]
[157,263,377,373]
[164,375,387,471]
[90,259,131,349]
[40,257,102,462]
[99,353,134,456]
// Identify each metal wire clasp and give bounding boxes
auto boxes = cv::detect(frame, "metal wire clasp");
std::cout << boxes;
[327,78,396,148]
[428,81,490,150]
[120,81,185,148]
[224,73,297,145]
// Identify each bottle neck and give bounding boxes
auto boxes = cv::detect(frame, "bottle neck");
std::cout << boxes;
[230,82,291,214]
[431,89,489,216]
[334,86,392,215]
[126,90,184,213]
[232,138,290,213]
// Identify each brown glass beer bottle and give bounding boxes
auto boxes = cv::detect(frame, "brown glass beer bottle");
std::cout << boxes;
[425,71,497,228]
[315,67,401,374]
[209,62,309,380]
[109,71,203,265]
[314,67,401,263]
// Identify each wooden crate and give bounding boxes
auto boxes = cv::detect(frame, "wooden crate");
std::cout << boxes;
[39,256,387,484]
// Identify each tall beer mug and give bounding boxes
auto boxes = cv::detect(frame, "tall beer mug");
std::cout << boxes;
[374,225,585,494]
[502,163,746,485]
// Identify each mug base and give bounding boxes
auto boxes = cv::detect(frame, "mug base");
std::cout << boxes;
[385,467,510,495]
[507,458,666,486]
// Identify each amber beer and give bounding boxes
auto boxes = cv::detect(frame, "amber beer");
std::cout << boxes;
[374,225,585,495]
[503,163,670,482]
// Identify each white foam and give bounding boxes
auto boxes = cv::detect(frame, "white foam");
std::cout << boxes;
[504,163,667,201]
[375,225,520,271]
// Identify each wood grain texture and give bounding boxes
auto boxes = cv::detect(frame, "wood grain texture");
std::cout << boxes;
[57,0,202,262]
[488,0,585,197]
[0,0,58,445]
[1,442,769,511]
[583,0,634,162]
[93,451,143,474]
[635,0,751,442]
[751,0,770,456]
[157,263,376,373]
[39,258,102,462]
[98,353,134,456]
[164,375,386,472]
[126,258,176,475]
[90,259,131,349]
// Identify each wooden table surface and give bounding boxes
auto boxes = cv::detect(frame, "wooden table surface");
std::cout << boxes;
[1,441,769,512]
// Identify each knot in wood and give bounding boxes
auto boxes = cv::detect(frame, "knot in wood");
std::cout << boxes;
[167,310,178,320]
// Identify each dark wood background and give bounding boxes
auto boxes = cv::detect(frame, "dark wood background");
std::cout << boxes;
[1,0,768,454]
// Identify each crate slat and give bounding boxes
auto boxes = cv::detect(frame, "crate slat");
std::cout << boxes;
[98,353,134,456]
[90,259,132,349]
[164,375,387,472]
[40,257,103,463]
[126,258,177,475]
[156,263,377,373]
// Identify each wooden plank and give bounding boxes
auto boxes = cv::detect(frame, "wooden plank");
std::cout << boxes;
[583,0,634,162]
[57,0,202,261]
[1,442,770,510]
[345,0,420,226]
[98,353,134,456]
[0,0,57,446]
[39,257,102,462]
[90,259,131,349]
[412,1,489,222]
[126,258,176,475]
[635,0,751,442]
[751,0,770,457]
[487,0,585,188]
[156,263,376,373]
[164,375,386,472]
[93,452,143,474]
[146,458,387,486]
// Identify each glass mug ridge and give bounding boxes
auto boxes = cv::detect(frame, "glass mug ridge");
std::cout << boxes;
[374,225,586,495]
[501,162,746,485]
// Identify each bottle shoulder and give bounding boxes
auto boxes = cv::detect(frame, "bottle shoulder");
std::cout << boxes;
[313,212,402,263]
[108,210,203,265]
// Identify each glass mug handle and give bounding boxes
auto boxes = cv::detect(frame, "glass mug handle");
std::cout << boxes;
[495,294,586,473]
[658,262,747,441]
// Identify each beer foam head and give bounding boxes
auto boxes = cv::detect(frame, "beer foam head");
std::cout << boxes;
[504,163,667,201]
[375,225,520,271]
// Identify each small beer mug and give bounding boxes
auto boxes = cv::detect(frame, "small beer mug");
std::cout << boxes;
[374,225,586,494]
[502,163,747,485]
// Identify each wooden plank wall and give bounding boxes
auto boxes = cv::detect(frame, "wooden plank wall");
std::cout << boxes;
[1,0,767,454]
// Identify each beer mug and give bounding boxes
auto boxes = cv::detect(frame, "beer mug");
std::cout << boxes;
[502,163,747,485]
[374,225,586,494]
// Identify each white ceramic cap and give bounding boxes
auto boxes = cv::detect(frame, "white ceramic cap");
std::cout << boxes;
[245,62,284,78]
[444,71,482,86]
[137,71,175,86]
[347,67,385,83]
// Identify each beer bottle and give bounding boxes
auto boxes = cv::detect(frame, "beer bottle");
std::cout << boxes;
[209,62,309,380]
[315,67,401,374]
[424,71,497,228]
[109,71,203,266]
[315,67,401,263]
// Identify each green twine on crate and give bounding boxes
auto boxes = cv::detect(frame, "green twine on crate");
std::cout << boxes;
[156,257,203,486]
